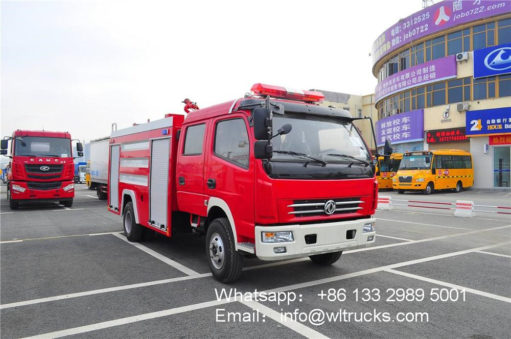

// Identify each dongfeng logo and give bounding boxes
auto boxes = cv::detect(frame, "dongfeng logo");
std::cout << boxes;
[40,166,50,172]
[324,200,336,215]
[484,47,511,71]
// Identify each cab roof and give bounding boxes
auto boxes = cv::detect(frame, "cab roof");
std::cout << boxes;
[13,130,71,138]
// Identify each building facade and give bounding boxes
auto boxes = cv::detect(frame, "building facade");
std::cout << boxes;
[372,0,511,189]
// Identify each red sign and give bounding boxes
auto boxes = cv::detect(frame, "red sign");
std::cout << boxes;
[426,128,467,144]
[489,134,511,145]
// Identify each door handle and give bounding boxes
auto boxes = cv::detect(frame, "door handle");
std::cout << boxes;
[178,176,185,185]
[207,178,216,189]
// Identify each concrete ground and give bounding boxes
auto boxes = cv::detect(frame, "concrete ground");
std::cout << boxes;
[1,185,510,338]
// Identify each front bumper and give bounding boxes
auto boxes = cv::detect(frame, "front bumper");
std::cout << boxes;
[392,181,427,190]
[9,181,74,200]
[255,218,376,261]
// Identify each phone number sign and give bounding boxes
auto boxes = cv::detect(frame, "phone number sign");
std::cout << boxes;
[466,107,511,136]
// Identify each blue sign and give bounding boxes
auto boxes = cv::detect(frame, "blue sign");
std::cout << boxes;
[466,107,511,136]
[474,43,511,79]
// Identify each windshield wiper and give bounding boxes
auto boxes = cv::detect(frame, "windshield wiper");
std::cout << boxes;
[273,150,327,167]
[326,153,370,167]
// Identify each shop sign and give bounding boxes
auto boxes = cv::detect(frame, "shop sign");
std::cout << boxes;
[466,107,511,136]
[371,0,510,66]
[426,127,467,143]
[375,56,456,102]
[489,134,511,145]
[474,43,511,79]
[376,109,424,146]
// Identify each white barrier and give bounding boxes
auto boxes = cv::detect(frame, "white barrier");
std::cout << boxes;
[454,200,474,217]
[377,196,392,210]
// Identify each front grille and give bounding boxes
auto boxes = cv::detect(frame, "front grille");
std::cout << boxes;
[25,164,63,174]
[288,198,363,217]
[399,176,412,183]
[27,174,61,180]
[27,181,62,190]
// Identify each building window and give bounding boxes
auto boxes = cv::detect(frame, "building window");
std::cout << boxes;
[498,18,511,44]
[473,22,495,50]
[447,78,471,103]
[399,50,410,71]
[428,82,446,106]
[432,36,445,60]
[473,77,496,100]
[411,43,424,67]
[499,74,511,97]
[447,29,471,55]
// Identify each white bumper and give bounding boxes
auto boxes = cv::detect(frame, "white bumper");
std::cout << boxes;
[255,218,376,261]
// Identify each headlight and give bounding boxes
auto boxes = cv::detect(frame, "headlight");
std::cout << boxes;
[63,183,74,191]
[363,222,375,233]
[392,177,398,182]
[261,231,294,243]
[415,178,425,182]
[12,184,26,193]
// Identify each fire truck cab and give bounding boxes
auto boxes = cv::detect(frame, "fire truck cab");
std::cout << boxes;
[108,84,377,282]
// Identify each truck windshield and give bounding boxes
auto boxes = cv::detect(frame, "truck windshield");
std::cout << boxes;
[399,155,432,170]
[14,137,71,158]
[271,115,370,164]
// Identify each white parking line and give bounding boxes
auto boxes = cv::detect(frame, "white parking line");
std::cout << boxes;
[476,250,511,259]
[376,234,413,242]
[241,299,328,339]
[0,232,119,244]
[345,224,511,254]
[112,233,200,276]
[22,241,509,339]
[86,195,97,199]
[376,217,467,230]
[0,212,14,215]
[386,269,511,304]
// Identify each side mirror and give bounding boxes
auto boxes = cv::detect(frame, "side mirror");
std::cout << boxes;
[0,149,7,155]
[1,139,8,150]
[76,142,83,152]
[276,123,292,136]
[253,108,271,140]
[254,140,273,159]
[78,151,84,157]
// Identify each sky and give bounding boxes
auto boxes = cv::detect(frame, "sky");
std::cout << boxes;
[2,0,425,142]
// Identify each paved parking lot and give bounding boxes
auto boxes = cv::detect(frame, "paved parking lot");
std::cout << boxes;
[1,185,510,338]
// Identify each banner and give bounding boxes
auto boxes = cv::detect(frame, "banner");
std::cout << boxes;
[375,56,457,102]
[372,0,510,66]
[474,43,511,78]
[466,107,511,136]
[376,110,424,146]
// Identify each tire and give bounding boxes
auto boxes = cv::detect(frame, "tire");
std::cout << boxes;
[424,182,434,195]
[96,186,107,200]
[397,189,404,194]
[455,181,463,193]
[61,200,73,208]
[309,251,342,265]
[123,202,143,242]
[7,186,19,210]
[206,218,243,283]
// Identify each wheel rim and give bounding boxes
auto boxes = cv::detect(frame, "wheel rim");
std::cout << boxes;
[427,185,432,194]
[457,183,461,192]
[209,232,225,270]
[124,210,132,234]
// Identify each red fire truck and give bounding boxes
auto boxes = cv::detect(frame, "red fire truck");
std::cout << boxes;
[108,84,377,282]
[1,130,83,209]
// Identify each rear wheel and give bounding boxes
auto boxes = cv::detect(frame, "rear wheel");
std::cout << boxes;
[96,185,107,200]
[123,202,143,241]
[424,182,434,195]
[309,251,342,265]
[455,181,463,193]
[206,218,243,283]
[7,186,19,210]
[61,200,73,208]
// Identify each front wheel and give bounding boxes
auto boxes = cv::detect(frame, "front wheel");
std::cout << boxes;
[123,202,143,241]
[206,218,243,283]
[309,251,342,265]
[424,183,434,195]
[7,186,19,210]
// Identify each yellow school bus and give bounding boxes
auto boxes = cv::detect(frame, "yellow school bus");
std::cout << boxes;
[393,149,473,194]
[376,153,403,189]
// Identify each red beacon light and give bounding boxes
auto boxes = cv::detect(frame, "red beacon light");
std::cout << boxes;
[251,83,325,102]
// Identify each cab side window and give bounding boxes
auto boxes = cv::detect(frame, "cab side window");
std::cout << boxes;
[183,124,206,155]
[214,118,249,168]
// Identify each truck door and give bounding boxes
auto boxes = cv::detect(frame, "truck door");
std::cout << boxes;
[149,138,171,233]
[204,116,254,240]
[109,145,120,211]
[176,123,208,215]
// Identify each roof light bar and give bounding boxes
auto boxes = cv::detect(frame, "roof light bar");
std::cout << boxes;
[251,83,324,102]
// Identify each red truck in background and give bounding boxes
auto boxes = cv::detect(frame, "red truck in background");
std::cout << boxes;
[1,130,83,209]
[108,83,378,282]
